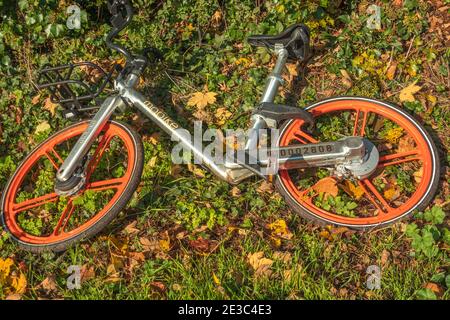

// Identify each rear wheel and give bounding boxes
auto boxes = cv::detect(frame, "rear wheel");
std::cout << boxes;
[275,97,440,230]
[1,120,144,252]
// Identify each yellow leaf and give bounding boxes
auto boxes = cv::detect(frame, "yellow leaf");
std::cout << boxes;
[10,273,27,294]
[343,180,364,200]
[267,219,293,240]
[247,252,273,277]
[286,63,298,77]
[215,107,232,125]
[212,272,221,286]
[0,258,14,283]
[312,177,338,198]
[399,83,421,102]
[383,187,399,201]
[211,10,222,25]
[159,231,171,252]
[34,121,51,135]
[187,91,217,109]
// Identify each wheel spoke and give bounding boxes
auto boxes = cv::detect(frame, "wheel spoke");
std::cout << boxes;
[359,179,393,214]
[12,193,59,214]
[353,109,369,137]
[52,200,75,236]
[86,177,126,192]
[294,131,318,143]
[378,150,421,168]
[44,148,64,170]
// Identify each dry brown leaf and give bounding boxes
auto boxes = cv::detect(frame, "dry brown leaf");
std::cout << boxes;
[187,163,206,178]
[43,97,58,116]
[151,281,166,293]
[381,249,390,266]
[124,220,140,235]
[231,186,241,197]
[397,136,416,153]
[5,294,22,300]
[247,252,273,277]
[340,69,352,88]
[187,91,217,109]
[399,83,421,102]
[257,180,273,193]
[424,282,444,297]
[31,94,41,105]
[312,177,338,198]
[386,62,397,80]
[39,276,58,293]
[189,237,210,252]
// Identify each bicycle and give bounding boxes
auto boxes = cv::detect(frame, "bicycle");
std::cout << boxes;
[1,0,440,252]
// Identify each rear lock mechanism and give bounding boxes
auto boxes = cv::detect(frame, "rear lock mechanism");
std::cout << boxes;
[266,136,379,179]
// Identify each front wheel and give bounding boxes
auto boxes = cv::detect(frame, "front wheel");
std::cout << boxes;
[1,120,144,252]
[275,97,440,230]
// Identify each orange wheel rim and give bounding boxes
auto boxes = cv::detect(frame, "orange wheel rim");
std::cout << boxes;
[2,122,137,244]
[278,99,435,226]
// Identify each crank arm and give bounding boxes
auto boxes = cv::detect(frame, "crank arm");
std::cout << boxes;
[56,94,124,182]
[260,137,367,170]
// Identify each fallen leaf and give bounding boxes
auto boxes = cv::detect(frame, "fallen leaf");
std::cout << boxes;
[343,180,364,200]
[80,265,95,282]
[267,219,293,240]
[257,180,273,193]
[124,220,140,235]
[312,177,338,198]
[383,127,404,144]
[247,252,273,277]
[151,281,166,293]
[5,294,22,300]
[43,97,58,116]
[412,167,423,184]
[158,231,171,252]
[39,276,58,293]
[340,69,352,88]
[381,249,390,266]
[187,163,205,178]
[397,136,416,153]
[424,282,444,297]
[215,107,232,125]
[273,251,292,264]
[31,94,41,105]
[399,83,421,102]
[10,273,27,294]
[231,186,241,197]
[189,237,210,252]
[187,91,217,109]
[212,273,221,286]
[386,62,397,80]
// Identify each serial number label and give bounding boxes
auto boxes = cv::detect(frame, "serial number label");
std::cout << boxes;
[279,144,334,157]
[178,304,272,317]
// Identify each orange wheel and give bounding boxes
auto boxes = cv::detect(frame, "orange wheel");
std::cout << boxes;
[275,97,440,229]
[1,120,143,252]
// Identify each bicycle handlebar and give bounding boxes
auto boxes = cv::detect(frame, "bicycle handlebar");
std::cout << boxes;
[106,0,134,62]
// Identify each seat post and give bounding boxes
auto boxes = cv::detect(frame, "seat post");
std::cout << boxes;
[245,44,288,151]
[260,44,288,103]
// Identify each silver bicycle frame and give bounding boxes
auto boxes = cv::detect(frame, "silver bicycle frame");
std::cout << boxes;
[56,46,370,186]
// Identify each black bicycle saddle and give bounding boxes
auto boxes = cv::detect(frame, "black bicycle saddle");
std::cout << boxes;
[247,24,311,61]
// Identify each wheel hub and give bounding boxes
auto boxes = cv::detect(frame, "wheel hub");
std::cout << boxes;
[340,138,379,179]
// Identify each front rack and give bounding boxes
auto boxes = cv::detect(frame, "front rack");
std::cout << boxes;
[36,61,116,118]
